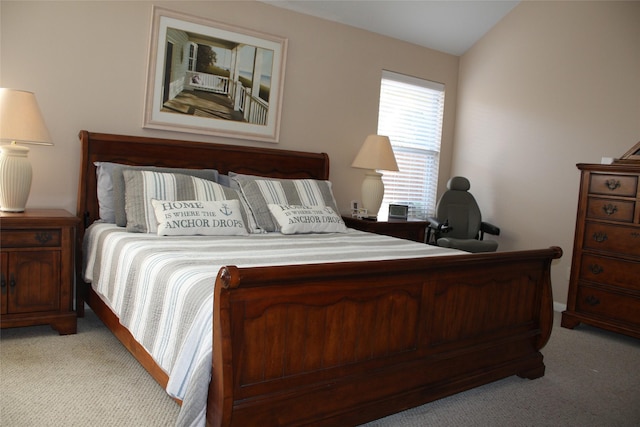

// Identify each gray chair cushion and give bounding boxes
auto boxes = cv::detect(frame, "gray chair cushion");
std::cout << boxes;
[436,236,498,253]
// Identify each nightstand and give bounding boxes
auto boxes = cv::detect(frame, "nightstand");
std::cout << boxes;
[342,216,428,243]
[1,209,80,335]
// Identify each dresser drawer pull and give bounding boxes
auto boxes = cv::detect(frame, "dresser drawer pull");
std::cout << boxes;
[9,274,16,293]
[592,232,608,243]
[604,179,621,191]
[35,232,53,245]
[601,204,618,216]
[588,264,604,275]
[585,295,600,306]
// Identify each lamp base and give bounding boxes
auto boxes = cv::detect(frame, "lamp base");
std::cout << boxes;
[0,144,32,212]
[360,170,384,218]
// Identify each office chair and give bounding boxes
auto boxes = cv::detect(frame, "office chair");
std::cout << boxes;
[426,176,500,253]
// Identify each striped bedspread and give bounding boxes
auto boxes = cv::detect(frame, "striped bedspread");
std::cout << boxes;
[82,222,462,426]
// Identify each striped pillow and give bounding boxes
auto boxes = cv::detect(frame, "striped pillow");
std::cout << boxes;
[231,174,340,232]
[123,170,250,233]
[112,164,219,227]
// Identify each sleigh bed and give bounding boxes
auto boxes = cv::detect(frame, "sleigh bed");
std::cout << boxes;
[76,130,562,426]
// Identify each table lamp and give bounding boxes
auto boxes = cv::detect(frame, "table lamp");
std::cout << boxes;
[351,134,399,218]
[0,88,53,212]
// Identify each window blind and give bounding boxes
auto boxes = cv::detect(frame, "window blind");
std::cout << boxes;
[377,70,445,220]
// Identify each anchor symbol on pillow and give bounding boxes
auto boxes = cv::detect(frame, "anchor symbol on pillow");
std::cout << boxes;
[219,203,233,216]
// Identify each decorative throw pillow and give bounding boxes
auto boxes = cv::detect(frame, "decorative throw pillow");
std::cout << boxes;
[113,165,219,227]
[152,199,248,236]
[123,170,248,234]
[268,204,347,234]
[94,161,119,223]
[230,173,340,232]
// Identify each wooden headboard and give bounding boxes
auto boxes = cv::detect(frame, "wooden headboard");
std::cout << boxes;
[76,130,330,229]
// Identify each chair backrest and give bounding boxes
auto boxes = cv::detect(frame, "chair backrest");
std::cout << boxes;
[435,177,481,240]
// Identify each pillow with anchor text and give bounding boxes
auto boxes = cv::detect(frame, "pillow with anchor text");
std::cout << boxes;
[151,199,248,236]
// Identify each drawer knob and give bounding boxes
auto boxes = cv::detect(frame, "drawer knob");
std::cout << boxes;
[602,204,618,216]
[588,264,603,275]
[592,232,608,243]
[604,179,621,191]
[35,232,53,244]
[585,295,600,306]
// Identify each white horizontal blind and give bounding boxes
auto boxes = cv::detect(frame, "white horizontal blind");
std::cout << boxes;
[377,70,445,220]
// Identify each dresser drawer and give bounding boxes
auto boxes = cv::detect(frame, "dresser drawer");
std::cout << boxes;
[580,254,640,292]
[576,285,640,326]
[589,173,638,197]
[586,197,635,223]
[0,229,61,248]
[583,222,640,257]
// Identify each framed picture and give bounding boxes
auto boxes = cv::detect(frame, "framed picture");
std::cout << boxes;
[614,140,640,164]
[143,7,287,142]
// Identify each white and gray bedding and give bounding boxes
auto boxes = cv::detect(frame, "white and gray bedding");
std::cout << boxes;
[83,223,462,426]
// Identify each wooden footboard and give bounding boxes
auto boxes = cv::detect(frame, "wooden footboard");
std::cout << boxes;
[209,247,562,426]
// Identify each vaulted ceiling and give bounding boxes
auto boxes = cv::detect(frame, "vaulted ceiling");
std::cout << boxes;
[261,1,520,56]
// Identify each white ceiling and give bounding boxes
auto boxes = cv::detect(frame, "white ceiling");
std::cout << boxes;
[261,1,520,56]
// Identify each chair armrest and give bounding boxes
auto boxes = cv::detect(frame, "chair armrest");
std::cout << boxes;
[480,221,500,236]
[427,217,442,228]
[428,217,452,233]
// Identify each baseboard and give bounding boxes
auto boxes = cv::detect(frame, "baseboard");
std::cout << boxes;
[553,301,567,313]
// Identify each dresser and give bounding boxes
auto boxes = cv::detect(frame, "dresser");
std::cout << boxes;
[561,151,640,339]
[1,209,79,334]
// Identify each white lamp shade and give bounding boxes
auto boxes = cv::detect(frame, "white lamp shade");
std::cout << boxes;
[351,135,399,172]
[0,89,52,145]
[0,88,52,211]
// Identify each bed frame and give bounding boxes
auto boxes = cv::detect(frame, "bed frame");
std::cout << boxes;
[76,130,562,426]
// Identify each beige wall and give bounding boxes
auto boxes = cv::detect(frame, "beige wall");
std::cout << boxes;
[455,1,640,305]
[0,0,458,216]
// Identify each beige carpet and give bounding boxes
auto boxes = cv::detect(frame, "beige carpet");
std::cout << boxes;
[1,310,639,426]
[0,310,179,426]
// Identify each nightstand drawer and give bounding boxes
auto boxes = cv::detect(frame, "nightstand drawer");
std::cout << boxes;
[589,173,638,197]
[586,197,635,223]
[1,229,61,248]
[576,285,640,326]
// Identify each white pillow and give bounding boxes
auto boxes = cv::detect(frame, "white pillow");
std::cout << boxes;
[267,204,347,234]
[152,199,248,236]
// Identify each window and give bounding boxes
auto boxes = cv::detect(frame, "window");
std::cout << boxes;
[377,70,445,220]
[187,42,198,71]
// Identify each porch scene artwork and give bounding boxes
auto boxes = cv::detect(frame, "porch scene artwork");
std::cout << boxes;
[144,7,287,142]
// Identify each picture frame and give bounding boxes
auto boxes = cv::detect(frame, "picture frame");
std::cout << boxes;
[614,140,640,164]
[143,7,288,143]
